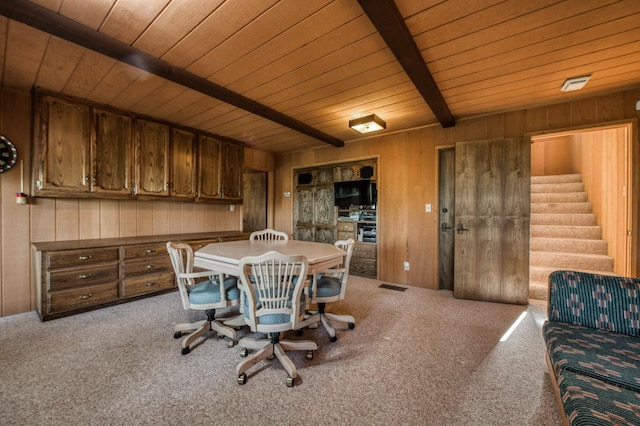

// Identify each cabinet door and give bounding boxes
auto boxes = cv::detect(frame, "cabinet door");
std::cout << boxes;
[92,110,133,195]
[135,119,169,196]
[198,135,222,199]
[36,96,91,194]
[221,141,243,201]
[169,128,197,198]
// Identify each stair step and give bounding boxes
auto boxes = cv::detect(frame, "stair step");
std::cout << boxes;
[531,174,583,184]
[530,213,597,226]
[530,202,593,214]
[529,266,617,283]
[529,280,549,300]
[530,225,602,239]
[531,182,585,193]
[530,251,614,271]
[530,237,608,255]
[531,192,588,203]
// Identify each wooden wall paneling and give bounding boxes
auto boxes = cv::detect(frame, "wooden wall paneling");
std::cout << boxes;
[78,199,100,239]
[30,198,56,242]
[597,92,626,123]
[152,200,170,235]
[192,203,207,233]
[179,203,195,234]
[570,97,598,127]
[504,110,527,138]
[547,102,571,130]
[119,200,137,237]
[166,202,181,234]
[1,89,32,314]
[415,127,438,288]
[136,200,154,235]
[55,199,80,240]
[526,106,548,133]
[99,199,119,238]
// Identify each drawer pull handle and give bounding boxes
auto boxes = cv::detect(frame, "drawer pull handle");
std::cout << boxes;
[79,274,93,279]
[145,265,154,270]
[146,249,156,254]
[79,255,92,261]
[79,293,93,300]
[145,282,156,287]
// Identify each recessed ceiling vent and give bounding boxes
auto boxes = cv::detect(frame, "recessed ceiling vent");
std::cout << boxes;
[561,75,591,92]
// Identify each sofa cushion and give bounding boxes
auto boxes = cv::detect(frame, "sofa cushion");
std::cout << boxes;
[545,321,640,393]
[557,369,640,425]
[548,270,640,337]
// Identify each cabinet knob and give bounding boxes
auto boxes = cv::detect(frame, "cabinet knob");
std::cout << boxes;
[79,255,92,261]
[145,265,154,270]
[79,273,93,279]
[79,293,93,300]
[145,282,156,287]
[146,249,156,254]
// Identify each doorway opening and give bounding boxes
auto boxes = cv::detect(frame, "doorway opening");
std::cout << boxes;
[529,123,633,299]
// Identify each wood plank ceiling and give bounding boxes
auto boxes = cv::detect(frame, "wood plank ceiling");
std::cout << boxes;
[1,0,639,155]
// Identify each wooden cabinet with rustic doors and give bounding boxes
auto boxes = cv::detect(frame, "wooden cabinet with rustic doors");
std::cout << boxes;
[294,168,336,243]
[32,231,250,321]
[92,109,133,195]
[135,119,170,197]
[33,95,92,196]
[169,128,197,199]
[198,135,244,201]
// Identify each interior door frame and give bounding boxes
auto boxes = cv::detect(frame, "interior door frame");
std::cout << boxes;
[435,144,455,291]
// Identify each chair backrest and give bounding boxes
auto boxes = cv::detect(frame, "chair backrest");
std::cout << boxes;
[249,228,289,241]
[332,238,354,299]
[166,242,195,310]
[238,251,309,333]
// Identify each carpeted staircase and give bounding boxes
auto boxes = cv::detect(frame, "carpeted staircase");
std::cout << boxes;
[530,173,615,300]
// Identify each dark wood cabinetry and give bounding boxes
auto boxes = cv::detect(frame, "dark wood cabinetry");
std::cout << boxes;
[32,232,250,321]
[32,90,243,203]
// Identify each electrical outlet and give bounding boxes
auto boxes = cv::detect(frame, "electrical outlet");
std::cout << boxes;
[425,203,431,212]
[403,261,410,271]
[229,204,235,212]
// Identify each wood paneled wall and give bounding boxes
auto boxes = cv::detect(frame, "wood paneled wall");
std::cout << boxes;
[274,88,640,289]
[0,88,274,317]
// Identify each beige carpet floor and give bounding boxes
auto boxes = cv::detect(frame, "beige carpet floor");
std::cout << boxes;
[0,276,559,425]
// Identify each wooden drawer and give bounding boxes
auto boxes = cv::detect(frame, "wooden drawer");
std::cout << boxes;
[353,243,376,259]
[47,263,119,291]
[124,256,172,277]
[47,248,119,269]
[337,231,354,241]
[122,272,175,298]
[123,242,168,260]
[48,282,118,314]
[351,258,377,278]
[188,239,219,251]
[337,221,356,232]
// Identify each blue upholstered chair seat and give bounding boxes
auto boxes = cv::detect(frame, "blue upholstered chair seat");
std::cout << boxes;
[244,289,306,325]
[189,277,239,305]
[315,276,341,298]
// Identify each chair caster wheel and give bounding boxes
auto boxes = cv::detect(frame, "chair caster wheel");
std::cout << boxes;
[240,347,248,357]
[330,335,337,343]
[348,322,355,329]
[286,376,295,387]
[267,354,276,360]
[238,373,247,385]
[306,350,313,360]
[181,347,191,355]
[228,340,235,348]
[174,331,182,339]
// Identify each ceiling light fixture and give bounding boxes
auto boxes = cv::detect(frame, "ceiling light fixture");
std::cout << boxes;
[561,75,591,92]
[349,114,386,134]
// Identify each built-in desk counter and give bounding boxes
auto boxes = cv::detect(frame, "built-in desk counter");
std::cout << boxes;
[32,231,250,321]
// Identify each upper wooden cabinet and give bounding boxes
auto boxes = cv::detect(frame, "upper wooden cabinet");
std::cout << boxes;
[92,110,133,195]
[169,128,197,199]
[135,119,170,197]
[34,95,92,195]
[32,91,243,203]
[198,135,243,202]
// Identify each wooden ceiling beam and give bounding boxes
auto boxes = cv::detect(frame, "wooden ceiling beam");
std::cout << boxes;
[0,0,345,148]
[357,0,455,127]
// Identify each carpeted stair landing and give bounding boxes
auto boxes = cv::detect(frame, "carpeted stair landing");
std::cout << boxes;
[530,173,614,300]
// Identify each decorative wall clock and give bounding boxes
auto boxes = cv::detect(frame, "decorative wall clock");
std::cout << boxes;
[0,134,18,173]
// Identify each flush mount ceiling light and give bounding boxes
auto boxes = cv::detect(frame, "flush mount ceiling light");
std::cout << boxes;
[561,75,591,92]
[349,114,386,134]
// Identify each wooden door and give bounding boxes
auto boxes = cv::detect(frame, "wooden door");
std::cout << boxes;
[135,120,169,196]
[169,128,196,199]
[243,171,267,232]
[198,135,222,199]
[36,96,91,195]
[454,138,530,304]
[438,148,455,290]
[92,110,132,195]
[221,141,243,201]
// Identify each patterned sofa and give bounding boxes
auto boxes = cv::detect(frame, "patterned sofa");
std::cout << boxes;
[543,270,640,425]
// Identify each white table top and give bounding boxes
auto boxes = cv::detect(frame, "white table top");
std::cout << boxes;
[194,239,345,276]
